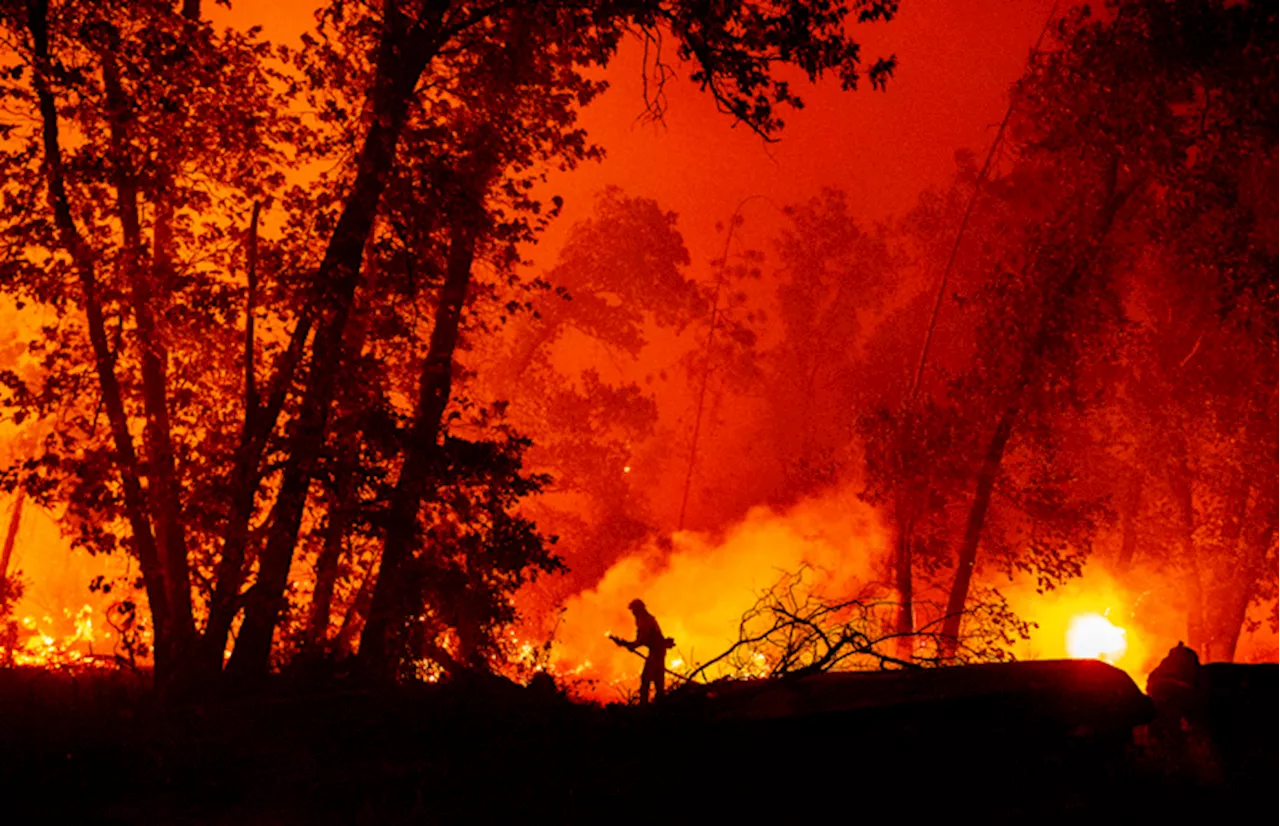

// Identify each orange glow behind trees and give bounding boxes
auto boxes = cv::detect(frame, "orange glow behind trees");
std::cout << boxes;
[0,0,911,685]
[0,0,1276,692]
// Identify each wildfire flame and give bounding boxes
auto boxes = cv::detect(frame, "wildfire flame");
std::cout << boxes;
[1065,612,1127,664]
[5,604,112,669]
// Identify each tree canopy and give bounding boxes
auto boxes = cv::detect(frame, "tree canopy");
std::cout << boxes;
[0,0,900,687]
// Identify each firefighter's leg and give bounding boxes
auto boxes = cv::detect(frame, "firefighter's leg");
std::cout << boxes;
[643,655,664,703]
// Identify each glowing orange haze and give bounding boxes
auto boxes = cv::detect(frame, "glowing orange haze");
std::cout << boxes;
[548,486,1275,701]
[3,2,1276,684]
[552,485,887,695]
[6,0,1052,669]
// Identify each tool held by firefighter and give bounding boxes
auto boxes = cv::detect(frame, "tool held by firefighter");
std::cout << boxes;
[609,599,676,705]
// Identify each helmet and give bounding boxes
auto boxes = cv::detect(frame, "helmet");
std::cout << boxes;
[628,599,645,612]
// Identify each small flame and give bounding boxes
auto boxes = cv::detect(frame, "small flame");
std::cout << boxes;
[1065,612,1127,663]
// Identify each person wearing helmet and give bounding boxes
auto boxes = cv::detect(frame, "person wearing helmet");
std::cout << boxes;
[613,599,675,705]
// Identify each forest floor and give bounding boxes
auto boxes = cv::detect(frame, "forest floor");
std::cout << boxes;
[0,665,1273,824]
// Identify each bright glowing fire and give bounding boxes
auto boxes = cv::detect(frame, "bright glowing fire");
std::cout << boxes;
[551,486,888,698]
[543,485,1225,700]
[5,604,113,669]
[1065,612,1127,664]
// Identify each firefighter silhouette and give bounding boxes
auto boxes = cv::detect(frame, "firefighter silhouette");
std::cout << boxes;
[610,599,675,705]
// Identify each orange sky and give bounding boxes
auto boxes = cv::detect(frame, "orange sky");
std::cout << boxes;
[218,0,1062,269]
[211,0,1066,536]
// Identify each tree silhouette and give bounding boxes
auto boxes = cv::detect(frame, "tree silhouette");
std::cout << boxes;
[0,0,900,688]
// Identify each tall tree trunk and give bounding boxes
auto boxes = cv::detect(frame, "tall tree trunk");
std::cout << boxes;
[0,489,24,603]
[894,527,914,635]
[92,0,203,681]
[1220,513,1276,662]
[225,8,439,679]
[1115,468,1142,572]
[940,402,1018,644]
[302,256,380,655]
[359,219,478,677]
[305,449,357,653]
[145,186,196,659]
[1201,477,1251,660]
[335,550,380,657]
[25,0,174,679]
[103,50,197,668]
[939,162,1137,650]
[205,295,311,669]
[1171,461,1206,655]
[892,500,915,656]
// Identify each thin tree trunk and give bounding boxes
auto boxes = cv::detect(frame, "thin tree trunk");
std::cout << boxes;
[335,550,381,657]
[26,0,174,679]
[0,489,24,602]
[939,161,1137,649]
[145,189,196,658]
[302,254,384,656]
[1220,514,1276,662]
[941,402,1018,644]
[205,302,312,667]
[1200,477,1251,660]
[892,500,915,656]
[104,50,196,665]
[359,219,478,677]
[226,9,439,679]
[243,202,261,422]
[1115,468,1142,571]
[1170,460,1206,654]
[1215,426,1276,662]
[305,448,357,652]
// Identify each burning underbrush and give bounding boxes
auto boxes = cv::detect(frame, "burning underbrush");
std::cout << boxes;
[2,483,1275,690]
[543,485,1276,701]
[0,498,141,671]
[548,487,1031,699]
[549,487,889,698]
[3,604,115,670]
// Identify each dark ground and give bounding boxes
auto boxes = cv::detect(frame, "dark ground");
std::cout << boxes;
[0,661,1274,824]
